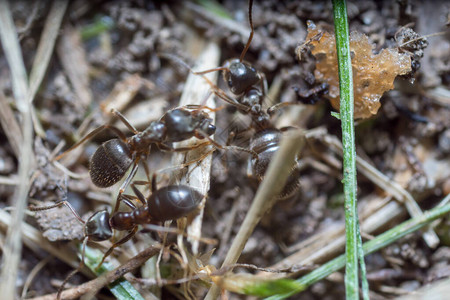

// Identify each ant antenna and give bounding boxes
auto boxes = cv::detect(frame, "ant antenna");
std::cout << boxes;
[239,0,254,62]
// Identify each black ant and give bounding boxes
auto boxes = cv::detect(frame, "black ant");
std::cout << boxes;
[55,105,216,213]
[29,174,204,299]
[180,0,301,198]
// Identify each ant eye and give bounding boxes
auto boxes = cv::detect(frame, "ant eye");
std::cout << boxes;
[206,124,216,135]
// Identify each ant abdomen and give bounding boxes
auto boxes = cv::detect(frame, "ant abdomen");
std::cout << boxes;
[110,185,203,230]
[147,185,203,222]
[89,139,133,188]
[249,129,281,179]
[248,129,301,199]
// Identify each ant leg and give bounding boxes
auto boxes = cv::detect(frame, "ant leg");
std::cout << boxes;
[95,227,138,270]
[192,66,228,76]
[111,109,138,134]
[119,194,138,209]
[211,84,250,112]
[158,141,211,152]
[159,52,228,77]
[141,224,216,245]
[183,104,224,113]
[267,102,305,115]
[29,201,85,224]
[155,148,217,176]
[259,72,268,98]
[113,159,140,213]
[54,125,127,161]
[142,158,152,183]
[195,130,258,160]
[151,173,157,193]
[129,182,148,205]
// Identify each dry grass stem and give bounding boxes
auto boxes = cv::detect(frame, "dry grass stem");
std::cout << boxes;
[185,2,250,40]
[321,133,440,248]
[28,0,69,137]
[1,2,69,294]
[424,86,450,107]
[0,1,34,298]
[395,277,450,300]
[263,198,406,276]
[56,24,92,109]
[0,91,23,157]
[171,41,220,254]
[100,73,146,114]
[114,96,166,130]
[205,130,306,299]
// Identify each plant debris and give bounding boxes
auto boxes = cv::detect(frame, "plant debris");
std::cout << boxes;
[303,21,413,119]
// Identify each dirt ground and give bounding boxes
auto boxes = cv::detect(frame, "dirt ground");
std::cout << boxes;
[1,0,449,299]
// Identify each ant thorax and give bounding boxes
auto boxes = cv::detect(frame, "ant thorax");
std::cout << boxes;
[132,121,166,150]
[162,109,215,142]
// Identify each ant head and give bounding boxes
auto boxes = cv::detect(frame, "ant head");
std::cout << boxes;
[223,59,260,95]
[85,210,113,241]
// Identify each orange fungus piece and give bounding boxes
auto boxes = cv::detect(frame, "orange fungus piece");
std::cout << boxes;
[302,21,412,119]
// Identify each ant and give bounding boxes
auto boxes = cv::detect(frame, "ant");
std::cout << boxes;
[174,0,301,198]
[55,105,217,213]
[29,174,204,299]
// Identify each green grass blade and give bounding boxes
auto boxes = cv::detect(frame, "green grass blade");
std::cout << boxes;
[80,16,114,40]
[261,202,450,299]
[195,0,232,19]
[82,245,145,300]
[331,0,360,298]
[357,221,370,300]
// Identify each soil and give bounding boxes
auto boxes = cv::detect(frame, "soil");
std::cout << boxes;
[1,0,449,299]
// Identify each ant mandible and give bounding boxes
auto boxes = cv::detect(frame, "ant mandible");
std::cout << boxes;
[55,105,216,213]
[29,174,204,299]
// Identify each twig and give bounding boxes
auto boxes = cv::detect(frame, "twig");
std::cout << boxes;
[29,1,68,90]
[27,245,160,300]
[171,40,220,254]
